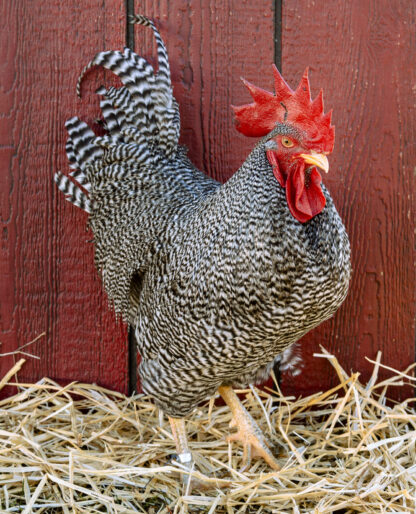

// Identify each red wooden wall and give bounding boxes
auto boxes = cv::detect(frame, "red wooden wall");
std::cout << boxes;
[1,1,414,398]
[281,1,415,399]
[1,1,128,393]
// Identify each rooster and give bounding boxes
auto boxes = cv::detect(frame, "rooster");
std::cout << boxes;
[55,15,351,471]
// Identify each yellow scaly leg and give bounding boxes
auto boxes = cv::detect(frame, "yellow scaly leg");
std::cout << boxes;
[218,385,280,471]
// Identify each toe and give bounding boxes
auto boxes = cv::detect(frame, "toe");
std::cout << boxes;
[227,427,280,470]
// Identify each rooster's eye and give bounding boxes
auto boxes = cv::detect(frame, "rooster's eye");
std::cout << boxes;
[281,137,294,148]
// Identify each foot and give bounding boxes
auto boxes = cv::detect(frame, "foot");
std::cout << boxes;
[168,416,231,490]
[218,386,281,471]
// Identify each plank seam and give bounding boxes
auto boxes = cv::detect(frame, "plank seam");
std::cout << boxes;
[274,0,282,71]
[125,0,138,395]
[273,0,283,388]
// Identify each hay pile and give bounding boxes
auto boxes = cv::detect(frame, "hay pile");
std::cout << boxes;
[0,350,415,513]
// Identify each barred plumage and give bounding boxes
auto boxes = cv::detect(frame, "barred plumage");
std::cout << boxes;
[55,171,91,213]
[55,15,351,421]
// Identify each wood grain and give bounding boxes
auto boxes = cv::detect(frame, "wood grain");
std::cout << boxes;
[133,0,275,180]
[0,0,274,394]
[1,1,413,401]
[0,1,128,394]
[281,0,415,398]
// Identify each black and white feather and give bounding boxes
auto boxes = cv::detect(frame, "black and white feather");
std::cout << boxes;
[55,16,351,418]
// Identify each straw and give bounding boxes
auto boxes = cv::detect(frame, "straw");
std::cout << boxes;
[0,350,414,512]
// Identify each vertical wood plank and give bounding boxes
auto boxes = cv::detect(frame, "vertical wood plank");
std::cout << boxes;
[0,1,128,393]
[133,0,274,181]
[281,0,415,398]
[2,0,412,400]
[131,0,274,390]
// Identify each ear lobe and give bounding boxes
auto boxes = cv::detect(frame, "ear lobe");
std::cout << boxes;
[264,139,278,150]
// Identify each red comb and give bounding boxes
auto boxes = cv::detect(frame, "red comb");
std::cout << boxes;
[232,65,335,153]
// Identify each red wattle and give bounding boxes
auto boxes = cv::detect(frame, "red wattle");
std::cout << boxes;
[286,162,326,223]
[266,151,326,223]
[266,150,286,187]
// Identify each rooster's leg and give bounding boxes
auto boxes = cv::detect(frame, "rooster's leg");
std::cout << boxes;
[169,416,232,490]
[218,385,280,471]
[168,416,193,469]
[168,417,208,489]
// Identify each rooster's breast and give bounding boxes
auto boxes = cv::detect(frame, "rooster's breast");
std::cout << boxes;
[135,165,351,417]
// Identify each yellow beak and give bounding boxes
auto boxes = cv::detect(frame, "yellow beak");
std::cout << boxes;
[299,152,329,173]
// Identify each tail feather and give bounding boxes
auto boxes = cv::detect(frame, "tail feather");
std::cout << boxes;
[78,49,156,142]
[131,15,172,105]
[69,169,91,192]
[65,140,77,169]
[100,82,153,139]
[98,94,123,139]
[134,16,181,154]
[54,171,91,213]
[94,141,153,168]
[93,163,133,186]
[65,117,103,171]
[56,15,180,215]
[62,117,103,199]
[77,15,179,156]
